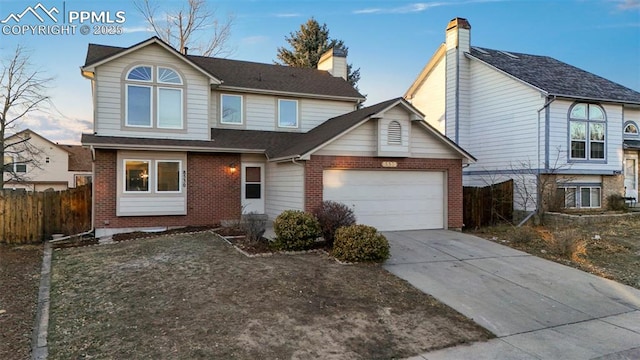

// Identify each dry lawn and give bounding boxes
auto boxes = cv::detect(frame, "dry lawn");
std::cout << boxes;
[48,232,491,359]
[0,244,43,360]
[471,218,640,289]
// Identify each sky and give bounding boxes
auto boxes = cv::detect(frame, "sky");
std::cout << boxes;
[0,0,638,144]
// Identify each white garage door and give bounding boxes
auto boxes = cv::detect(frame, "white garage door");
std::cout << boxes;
[323,170,445,231]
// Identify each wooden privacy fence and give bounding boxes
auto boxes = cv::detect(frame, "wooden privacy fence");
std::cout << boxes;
[0,185,91,244]
[463,180,513,229]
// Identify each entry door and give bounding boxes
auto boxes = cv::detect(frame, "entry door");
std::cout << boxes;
[241,163,265,214]
[624,155,638,199]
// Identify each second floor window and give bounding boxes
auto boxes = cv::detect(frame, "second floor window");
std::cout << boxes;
[569,103,606,161]
[221,94,243,124]
[278,99,298,128]
[125,65,184,129]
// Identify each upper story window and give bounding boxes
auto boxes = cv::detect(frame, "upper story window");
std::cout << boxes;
[221,94,243,124]
[387,121,402,145]
[569,103,606,161]
[3,155,26,173]
[624,121,638,137]
[125,65,184,129]
[278,99,298,128]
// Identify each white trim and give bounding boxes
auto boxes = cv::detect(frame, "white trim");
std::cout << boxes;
[155,160,183,194]
[157,66,183,85]
[126,65,153,82]
[220,93,243,125]
[157,87,184,129]
[125,84,153,128]
[123,159,151,194]
[278,99,299,128]
[216,85,364,102]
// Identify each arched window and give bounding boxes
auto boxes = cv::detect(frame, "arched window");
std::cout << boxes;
[125,65,184,129]
[387,121,402,145]
[624,121,638,136]
[568,103,606,160]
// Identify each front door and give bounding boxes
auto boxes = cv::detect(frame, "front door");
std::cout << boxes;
[241,163,265,214]
[624,154,638,199]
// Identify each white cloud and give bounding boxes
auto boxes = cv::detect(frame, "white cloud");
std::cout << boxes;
[274,13,302,18]
[353,0,505,14]
[241,35,269,45]
[615,0,640,10]
[122,25,152,34]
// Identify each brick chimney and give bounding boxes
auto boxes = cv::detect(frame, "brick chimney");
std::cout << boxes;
[445,17,471,144]
[317,48,347,80]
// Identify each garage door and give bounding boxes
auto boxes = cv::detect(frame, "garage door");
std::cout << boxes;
[323,170,445,231]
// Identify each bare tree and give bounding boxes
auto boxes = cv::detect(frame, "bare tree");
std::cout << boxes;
[1,45,51,187]
[134,0,235,57]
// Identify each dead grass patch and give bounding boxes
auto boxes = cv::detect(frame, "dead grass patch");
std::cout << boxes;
[48,232,491,359]
[0,244,43,360]
[470,219,640,289]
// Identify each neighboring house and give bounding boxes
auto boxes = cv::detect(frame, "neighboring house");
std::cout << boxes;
[3,129,92,191]
[405,18,640,213]
[80,36,475,237]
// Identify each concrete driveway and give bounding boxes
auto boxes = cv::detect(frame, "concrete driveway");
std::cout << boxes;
[383,230,640,360]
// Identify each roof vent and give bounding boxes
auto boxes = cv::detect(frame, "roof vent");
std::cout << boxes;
[498,50,519,59]
[472,47,488,55]
[387,121,402,145]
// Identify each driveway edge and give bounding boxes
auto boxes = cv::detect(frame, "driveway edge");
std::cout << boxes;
[31,241,51,360]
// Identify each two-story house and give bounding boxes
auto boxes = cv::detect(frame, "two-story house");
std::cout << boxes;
[405,18,640,213]
[3,129,92,191]
[80,37,475,237]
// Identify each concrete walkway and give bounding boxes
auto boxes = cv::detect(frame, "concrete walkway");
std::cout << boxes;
[383,230,640,360]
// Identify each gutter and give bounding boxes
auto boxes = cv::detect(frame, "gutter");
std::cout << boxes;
[536,95,556,216]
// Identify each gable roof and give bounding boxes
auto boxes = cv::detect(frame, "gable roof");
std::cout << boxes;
[405,44,446,99]
[60,145,92,172]
[468,47,640,104]
[83,37,364,101]
[5,129,70,154]
[82,98,475,163]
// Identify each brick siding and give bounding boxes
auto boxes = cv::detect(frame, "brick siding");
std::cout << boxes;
[303,155,464,229]
[94,150,241,231]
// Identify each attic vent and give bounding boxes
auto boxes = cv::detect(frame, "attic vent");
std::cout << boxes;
[498,50,519,59]
[472,46,488,55]
[387,121,402,145]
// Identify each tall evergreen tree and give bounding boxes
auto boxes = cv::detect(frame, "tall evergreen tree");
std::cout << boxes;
[276,18,360,89]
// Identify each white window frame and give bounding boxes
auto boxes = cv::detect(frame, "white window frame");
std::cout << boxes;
[220,94,243,125]
[126,65,153,82]
[568,103,606,162]
[123,159,152,194]
[157,87,184,129]
[125,84,153,128]
[624,121,639,137]
[157,67,183,85]
[155,160,183,194]
[278,99,298,128]
[580,186,601,208]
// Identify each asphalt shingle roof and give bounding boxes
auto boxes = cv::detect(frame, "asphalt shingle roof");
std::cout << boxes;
[84,38,364,100]
[469,47,640,104]
[61,145,92,171]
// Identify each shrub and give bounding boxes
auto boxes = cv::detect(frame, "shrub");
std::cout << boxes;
[333,224,390,263]
[242,212,267,243]
[606,194,628,211]
[551,229,586,260]
[273,210,321,251]
[313,201,356,246]
[511,226,537,244]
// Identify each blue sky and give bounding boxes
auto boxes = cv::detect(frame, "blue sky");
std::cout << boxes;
[0,0,638,144]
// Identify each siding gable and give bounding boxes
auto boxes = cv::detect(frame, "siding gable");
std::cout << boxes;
[94,43,210,140]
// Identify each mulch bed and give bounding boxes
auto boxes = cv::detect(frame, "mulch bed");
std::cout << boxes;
[112,226,216,242]
[0,244,44,360]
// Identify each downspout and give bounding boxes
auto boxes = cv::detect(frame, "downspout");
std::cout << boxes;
[528,95,556,224]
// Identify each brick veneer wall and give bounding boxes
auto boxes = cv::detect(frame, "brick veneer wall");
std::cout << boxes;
[94,149,241,231]
[304,155,464,229]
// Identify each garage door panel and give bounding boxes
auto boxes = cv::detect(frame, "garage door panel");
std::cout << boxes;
[323,170,445,231]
